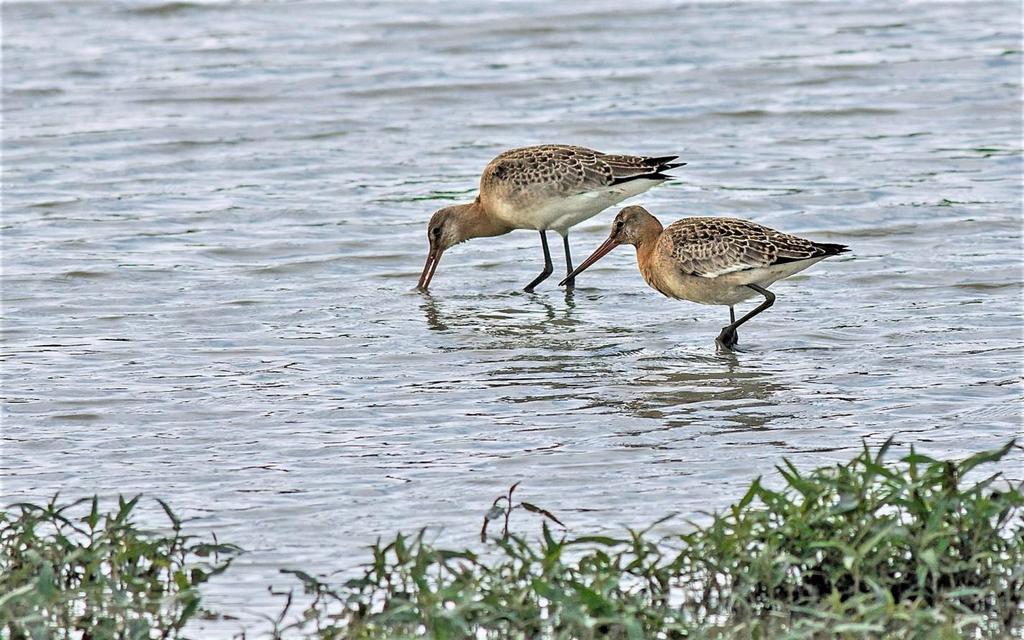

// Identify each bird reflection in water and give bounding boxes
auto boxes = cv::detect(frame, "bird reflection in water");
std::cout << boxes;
[418,291,449,332]
[418,288,789,438]
[419,289,579,335]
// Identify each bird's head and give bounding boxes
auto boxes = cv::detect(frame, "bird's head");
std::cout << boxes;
[418,202,497,290]
[558,205,661,286]
[607,205,659,247]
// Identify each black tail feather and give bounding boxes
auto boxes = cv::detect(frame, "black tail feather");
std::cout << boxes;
[610,155,685,185]
[612,171,677,185]
[815,242,850,256]
[773,242,849,266]
[645,154,680,165]
[646,155,686,172]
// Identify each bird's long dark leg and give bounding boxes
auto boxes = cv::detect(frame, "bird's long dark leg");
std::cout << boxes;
[561,233,575,290]
[523,230,553,293]
[717,284,776,349]
[729,306,736,324]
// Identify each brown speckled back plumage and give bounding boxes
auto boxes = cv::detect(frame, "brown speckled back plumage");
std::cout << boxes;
[659,217,847,278]
[480,144,680,207]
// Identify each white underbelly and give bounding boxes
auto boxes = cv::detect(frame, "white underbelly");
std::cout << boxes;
[656,257,828,306]
[491,179,662,234]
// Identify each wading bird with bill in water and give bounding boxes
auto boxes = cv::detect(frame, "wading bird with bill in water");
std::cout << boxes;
[417,145,683,292]
[561,205,849,349]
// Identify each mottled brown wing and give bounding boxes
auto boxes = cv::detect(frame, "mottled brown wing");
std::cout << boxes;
[482,144,679,200]
[663,217,827,278]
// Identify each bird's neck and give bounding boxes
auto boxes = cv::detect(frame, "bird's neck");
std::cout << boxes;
[458,199,513,240]
[635,221,664,290]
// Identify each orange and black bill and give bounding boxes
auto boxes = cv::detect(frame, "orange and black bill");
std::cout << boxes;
[558,236,620,286]
[417,248,442,290]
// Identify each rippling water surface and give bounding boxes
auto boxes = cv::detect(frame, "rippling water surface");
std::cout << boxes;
[3,0,1022,634]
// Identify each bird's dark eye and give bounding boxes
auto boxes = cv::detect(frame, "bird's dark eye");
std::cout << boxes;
[432,227,441,238]
[615,220,624,231]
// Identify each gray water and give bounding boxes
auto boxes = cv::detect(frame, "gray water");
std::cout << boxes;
[2,0,1022,635]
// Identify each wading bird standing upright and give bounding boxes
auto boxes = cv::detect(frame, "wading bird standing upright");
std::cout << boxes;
[560,206,848,349]
[417,145,683,292]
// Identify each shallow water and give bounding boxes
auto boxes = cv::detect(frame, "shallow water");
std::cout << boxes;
[2,0,1022,635]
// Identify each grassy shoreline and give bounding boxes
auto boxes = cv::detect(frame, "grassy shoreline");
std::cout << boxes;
[3,439,1022,639]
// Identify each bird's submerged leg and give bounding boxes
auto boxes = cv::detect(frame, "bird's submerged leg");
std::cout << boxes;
[561,233,575,290]
[716,285,776,349]
[523,230,554,293]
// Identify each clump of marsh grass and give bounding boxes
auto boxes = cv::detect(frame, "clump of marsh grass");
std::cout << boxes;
[0,494,240,639]
[269,439,1023,639]
[3,440,1020,639]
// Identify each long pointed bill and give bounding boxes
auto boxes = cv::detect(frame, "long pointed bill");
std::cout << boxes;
[558,236,619,286]
[417,249,442,290]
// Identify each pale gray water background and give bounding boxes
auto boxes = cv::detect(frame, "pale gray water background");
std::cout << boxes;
[2,0,1022,635]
